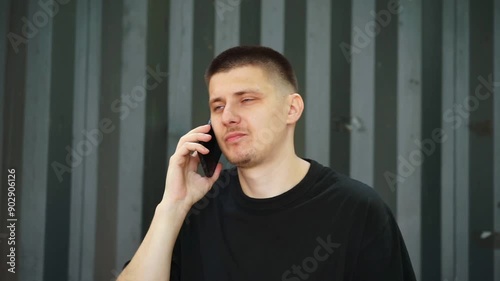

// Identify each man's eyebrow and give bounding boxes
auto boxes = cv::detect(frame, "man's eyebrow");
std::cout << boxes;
[209,88,263,104]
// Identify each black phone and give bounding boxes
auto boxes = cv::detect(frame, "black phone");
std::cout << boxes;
[198,121,222,177]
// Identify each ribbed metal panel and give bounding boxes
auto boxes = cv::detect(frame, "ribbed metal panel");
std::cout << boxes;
[0,0,499,280]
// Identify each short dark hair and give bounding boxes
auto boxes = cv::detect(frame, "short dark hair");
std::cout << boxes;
[205,46,298,92]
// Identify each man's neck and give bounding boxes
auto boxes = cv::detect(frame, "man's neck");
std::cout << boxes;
[236,155,310,199]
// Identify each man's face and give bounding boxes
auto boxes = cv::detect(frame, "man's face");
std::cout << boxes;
[208,65,290,168]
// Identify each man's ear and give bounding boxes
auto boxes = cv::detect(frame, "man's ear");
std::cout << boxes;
[286,93,304,124]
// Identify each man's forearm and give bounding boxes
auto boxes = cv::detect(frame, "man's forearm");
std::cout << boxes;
[117,202,187,281]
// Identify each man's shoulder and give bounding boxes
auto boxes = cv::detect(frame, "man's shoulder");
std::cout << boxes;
[310,159,382,203]
[311,160,392,230]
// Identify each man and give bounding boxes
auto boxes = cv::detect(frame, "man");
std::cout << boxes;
[118,46,416,281]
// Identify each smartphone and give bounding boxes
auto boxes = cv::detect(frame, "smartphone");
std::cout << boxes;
[198,121,222,177]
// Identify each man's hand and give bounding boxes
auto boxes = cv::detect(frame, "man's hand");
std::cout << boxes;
[162,124,223,214]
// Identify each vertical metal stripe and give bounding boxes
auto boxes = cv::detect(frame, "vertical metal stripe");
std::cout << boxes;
[373,0,398,211]
[192,0,214,127]
[44,1,77,278]
[115,0,148,272]
[329,0,352,176]
[239,0,260,46]
[80,1,101,279]
[284,0,307,157]
[214,0,240,55]
[396,0,422,279]
[94,1,123,279]
[349,0,376,184]
[0,0,8,177]
[305,0,331,166]
[441,0,456,279]
[2,1,27,281]
[455,0,470,280]
[420,0,443,279]
[69,1,89,279]
[0,1,8,276]
[493,0,500,277]
[19,0,53,279]
[260,0,284,52]
[167,0,194,157]
[468,0,494,279]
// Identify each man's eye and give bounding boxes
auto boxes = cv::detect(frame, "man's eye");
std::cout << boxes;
[213,106,224,112]
[242,98,254,103]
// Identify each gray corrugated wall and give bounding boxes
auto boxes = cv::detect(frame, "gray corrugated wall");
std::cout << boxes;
[0,0,499,280]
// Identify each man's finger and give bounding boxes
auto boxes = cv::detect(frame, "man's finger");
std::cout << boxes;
[177,133,212,150]
[178,142,209,157]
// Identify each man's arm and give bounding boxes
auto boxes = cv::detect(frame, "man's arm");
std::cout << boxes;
[117,203,185,281]
[117,124,222,281]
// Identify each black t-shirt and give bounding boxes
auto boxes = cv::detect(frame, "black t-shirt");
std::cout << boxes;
[167,159,416,281]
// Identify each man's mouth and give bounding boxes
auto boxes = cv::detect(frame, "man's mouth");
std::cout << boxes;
[224,132,246,143]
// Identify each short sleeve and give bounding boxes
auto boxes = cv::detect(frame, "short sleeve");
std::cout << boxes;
[353,201,417,281]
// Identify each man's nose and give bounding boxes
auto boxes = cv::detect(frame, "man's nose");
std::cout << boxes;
[221,104,240,126]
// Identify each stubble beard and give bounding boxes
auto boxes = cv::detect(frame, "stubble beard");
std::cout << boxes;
[226,145,259,168]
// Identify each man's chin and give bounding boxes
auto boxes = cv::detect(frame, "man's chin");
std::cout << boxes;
[227,157,250,167]
[226,154,255,168]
